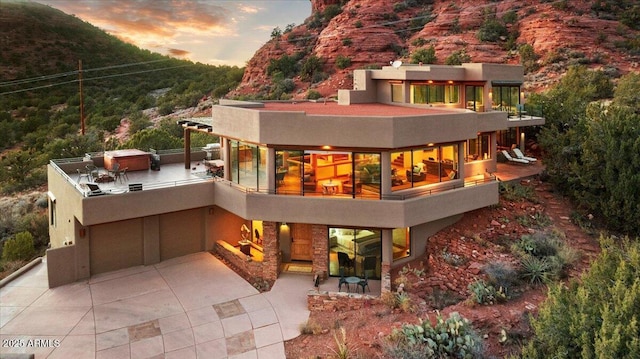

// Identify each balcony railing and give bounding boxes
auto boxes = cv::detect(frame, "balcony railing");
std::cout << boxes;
[215,175,496,201]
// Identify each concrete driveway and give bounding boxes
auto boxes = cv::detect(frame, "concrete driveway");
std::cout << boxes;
[0,252,311,358]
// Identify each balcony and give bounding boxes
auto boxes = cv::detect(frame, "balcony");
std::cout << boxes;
[211,176,498,228]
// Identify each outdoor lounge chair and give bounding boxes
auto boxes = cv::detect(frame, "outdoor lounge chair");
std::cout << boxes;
[85,183,105,196]
[512,148,537,162]
[501,150,529,164]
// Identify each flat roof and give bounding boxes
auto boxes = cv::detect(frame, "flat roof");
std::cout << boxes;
[260,102,455,116]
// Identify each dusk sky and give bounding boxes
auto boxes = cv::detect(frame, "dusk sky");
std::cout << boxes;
[39,0,312,67]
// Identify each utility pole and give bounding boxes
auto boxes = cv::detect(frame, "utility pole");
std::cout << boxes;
[79,59,85,135]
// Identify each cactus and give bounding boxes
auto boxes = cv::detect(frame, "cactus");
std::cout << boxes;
[385,311,484,358]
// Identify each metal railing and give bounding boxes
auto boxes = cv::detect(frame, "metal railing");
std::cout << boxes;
[213,175,496,201]
[49,159,214,197]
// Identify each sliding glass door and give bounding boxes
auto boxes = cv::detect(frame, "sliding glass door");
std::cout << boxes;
[328,227,381,279]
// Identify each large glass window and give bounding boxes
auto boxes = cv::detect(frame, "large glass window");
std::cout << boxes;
[391,144,459,191]
[354,153,380,198]
[392,228,410,260]
[328,227,381,279]
[465,85,484,112]
[276,149,303,194]
[230,140,266,189]
[492,85,521,114]
[411,84,459,104]
[274,149,380,198]
[466,133,491,161]
[391,83,403,103]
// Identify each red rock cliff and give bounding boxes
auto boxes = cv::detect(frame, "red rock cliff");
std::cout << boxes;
[231,0,639,100]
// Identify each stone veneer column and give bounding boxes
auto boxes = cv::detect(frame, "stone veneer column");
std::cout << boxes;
[381,229,393,293]
[311,225,328,280]
[261,221,280,282]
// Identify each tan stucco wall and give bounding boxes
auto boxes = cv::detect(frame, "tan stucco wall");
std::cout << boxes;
[211,180,498,229]
[211,107,482,149]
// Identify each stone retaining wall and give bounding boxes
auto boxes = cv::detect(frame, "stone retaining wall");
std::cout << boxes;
[214,240,263,280]
[307,290,377,311]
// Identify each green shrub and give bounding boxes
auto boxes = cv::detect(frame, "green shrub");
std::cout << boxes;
[477,18,508,42]
[17,212,49,249]
[522,236,640,358]
[411,46,437,64]
[2,231,35,262]
[441,248,467,266]
[381,291,415,313]
[468,279,506,304]
[306,90,322,100]
[499,182,536,202]
[341,37,352,46]
[502,10,518,24]
[393,2,408,12]
[299,319,322,335]
[519,255,550,285]
[335,55,351,69]
[412,38,427,47]
[323,4,342,21]
[385,312,484,358]
[445,49,471,65]
[483,261,517,295]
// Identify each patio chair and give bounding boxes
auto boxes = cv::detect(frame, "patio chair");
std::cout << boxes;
[338,268,348,292]
[108,163,120,177]
[76,168,91,183]
[115,167,129,183]
[358,272,370,293]
[501,150,529,164]
[512,148,537,162]
[85,164,99,181]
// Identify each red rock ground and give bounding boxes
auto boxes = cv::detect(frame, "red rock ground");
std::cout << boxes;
[284,179,601,358]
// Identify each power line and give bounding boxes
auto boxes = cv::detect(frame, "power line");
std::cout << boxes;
[0,59,174,87]
[0,64,194,96]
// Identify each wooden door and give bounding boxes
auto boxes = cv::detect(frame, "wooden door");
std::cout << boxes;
[290,224,313,261]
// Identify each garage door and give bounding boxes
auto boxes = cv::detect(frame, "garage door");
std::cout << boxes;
[90,218,143,275]
[159,209,203,261]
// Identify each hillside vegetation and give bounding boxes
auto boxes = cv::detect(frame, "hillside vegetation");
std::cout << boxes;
[0,1,243,193]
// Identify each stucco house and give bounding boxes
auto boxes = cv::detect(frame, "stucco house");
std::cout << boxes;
[46,63,544,291]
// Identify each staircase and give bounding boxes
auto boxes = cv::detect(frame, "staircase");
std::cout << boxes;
[392,153,405,167]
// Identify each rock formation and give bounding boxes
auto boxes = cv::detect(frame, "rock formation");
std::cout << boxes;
[231,0,639,100]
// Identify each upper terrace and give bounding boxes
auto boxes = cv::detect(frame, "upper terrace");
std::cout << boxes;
[202,100,509,148]
[48,147,498,230]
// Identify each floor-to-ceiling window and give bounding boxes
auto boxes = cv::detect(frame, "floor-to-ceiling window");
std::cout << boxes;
[274,149,380,198]
[391,82,403,103]
[328,227,381,279]
[466,133,491,161]
[392,227,410,260]
[275,149,303,194]
[465,85,484,112]
[230,140,266,190]
[492,84,521,114]
[354,153,380,198]
[391,144,459,191]
[411,83,459,104]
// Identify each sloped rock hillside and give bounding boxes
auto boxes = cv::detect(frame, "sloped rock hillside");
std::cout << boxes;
[231,0,639,99]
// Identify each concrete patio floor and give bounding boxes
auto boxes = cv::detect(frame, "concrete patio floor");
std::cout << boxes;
[0,252,312,359]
